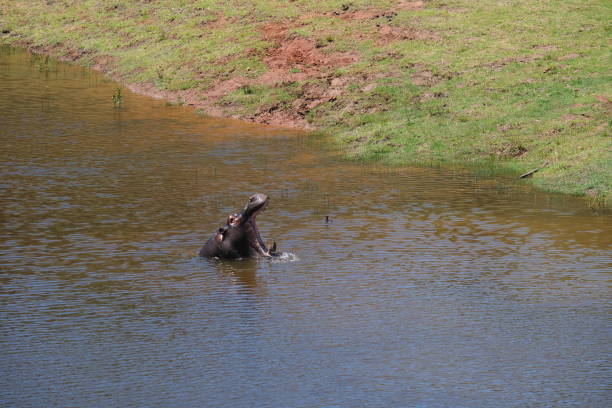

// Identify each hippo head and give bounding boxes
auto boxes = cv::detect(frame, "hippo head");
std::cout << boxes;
[200,193,278,259]
[240,193,269,223]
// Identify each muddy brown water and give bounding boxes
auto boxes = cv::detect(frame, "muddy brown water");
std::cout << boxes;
[1,47,610,407]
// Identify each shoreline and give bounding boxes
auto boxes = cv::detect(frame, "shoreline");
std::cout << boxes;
[20,41,311,130]
[1,0,609,206]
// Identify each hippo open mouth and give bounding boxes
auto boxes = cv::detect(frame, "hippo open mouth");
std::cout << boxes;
[199,193,278,259]
[238,193,276,257]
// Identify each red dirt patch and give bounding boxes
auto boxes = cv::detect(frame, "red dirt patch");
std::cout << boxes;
[594,95,611,114]
[327,4,435,45]
[334,1,424,20]
[246,104,308,128]
[377,24,438,44]
[266,37,341,68]
[410,70,439,86]
[222,22,359,126]
[261,23,357,71]
[200,15,231,29]
[204,77,249,100]
[139,21,361,128]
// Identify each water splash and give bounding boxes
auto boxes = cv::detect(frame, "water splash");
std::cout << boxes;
[271,252,299,262]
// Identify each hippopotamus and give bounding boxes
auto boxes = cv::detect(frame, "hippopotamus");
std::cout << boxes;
[199,193,279,259]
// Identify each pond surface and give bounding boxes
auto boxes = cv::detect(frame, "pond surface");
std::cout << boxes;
[1,47,610,407]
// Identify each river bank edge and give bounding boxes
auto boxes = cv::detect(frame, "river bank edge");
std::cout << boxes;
[1,0,609,208]
[6,39,609,210]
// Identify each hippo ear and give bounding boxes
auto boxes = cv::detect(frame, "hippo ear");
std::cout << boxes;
[215,227,226,243]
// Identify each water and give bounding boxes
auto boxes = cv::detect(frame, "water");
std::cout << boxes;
[1,47,610,407]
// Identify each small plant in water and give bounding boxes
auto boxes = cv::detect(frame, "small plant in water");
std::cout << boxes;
[586,191,607,210]
[30,54,50,72]
[112,88,123,108]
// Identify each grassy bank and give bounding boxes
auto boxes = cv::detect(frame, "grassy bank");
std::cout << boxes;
[1,0,610,203]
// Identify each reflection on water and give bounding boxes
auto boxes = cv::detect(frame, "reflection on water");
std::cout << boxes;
[1,47,611,407]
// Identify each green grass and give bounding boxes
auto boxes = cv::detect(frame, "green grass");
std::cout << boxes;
[1,0,610,203]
